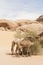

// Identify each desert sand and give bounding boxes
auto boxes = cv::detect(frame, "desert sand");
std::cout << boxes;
[0,31,43,65]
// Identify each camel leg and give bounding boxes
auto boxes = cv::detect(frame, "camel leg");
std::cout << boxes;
[21,51,23,56]
[25,47,31,57]
[11,47,14,55]
[26,47,28,57]
[22,47,24,57]
[28,48,31,56]
[15,46,18,55]
[15,47,20,57]
[11,41,15,55]
[26,48,29,57]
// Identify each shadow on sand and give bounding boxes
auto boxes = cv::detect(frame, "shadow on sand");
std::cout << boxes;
[6,52,22,58]
[6,52,31,58]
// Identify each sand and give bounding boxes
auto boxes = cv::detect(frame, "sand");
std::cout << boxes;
[0,31,43,65]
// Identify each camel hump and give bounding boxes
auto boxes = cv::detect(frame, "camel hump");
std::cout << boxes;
[14,38,24,43]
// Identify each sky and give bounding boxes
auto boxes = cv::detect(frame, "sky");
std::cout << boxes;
[0,0,43,20]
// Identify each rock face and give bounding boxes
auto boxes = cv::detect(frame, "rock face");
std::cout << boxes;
[0,19,37,31]
[17,23,43,35]
[36,15,43,24]
[15,20,43,35]
[0,22,11,30]
[0,18,43,33]
[0,19,18,31]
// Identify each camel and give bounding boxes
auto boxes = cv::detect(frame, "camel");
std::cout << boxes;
[19,40,34,56]
[11,38,34,56]
[11,38,24,55]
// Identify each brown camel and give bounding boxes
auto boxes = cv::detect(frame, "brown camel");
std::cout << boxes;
[11,38,24,55]
[19,40,34,56]
[11,38,34,56]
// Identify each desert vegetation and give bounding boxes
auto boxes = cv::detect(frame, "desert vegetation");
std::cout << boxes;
[11,29,42,56]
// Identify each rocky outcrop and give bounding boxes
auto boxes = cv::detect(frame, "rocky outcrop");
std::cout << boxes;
[36,15,43,24]
[0,19,18,31]
[0,19,37,31]
[0,18,43,32]
[17,22,43,35]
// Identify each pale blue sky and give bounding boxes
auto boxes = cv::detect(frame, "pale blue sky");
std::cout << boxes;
[0,0,43,20]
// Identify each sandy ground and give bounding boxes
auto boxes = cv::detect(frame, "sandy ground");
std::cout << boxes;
[0,49,43,65]
[0,31,43,65]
